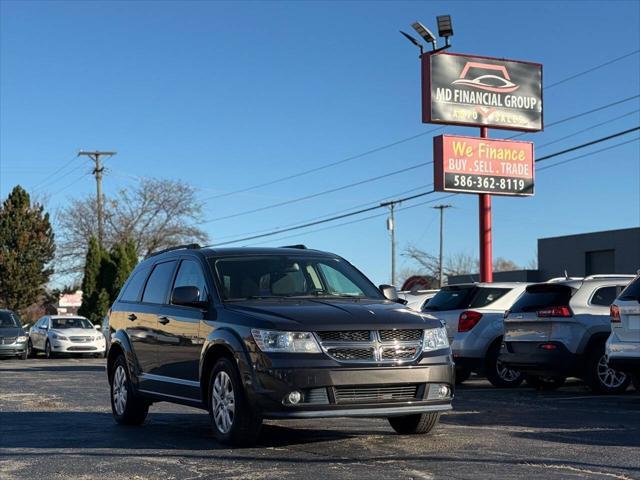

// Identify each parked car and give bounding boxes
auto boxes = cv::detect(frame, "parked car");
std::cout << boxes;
[399,289,439,311]
[606,273,640,389]
[0,309,29,360]
[28,315,106,358]
[422,283,530,387]
[106,244,454,446]
[500,275,634,393]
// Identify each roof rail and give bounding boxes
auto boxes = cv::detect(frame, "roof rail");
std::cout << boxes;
[547,277,583,283]
[145,243,201,259]
[279,244,307,249]
[583,274,636,280]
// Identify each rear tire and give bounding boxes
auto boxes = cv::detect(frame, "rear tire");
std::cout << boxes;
[525,374,566,391]
[584,343,630,394]
[208,357,262,446]
[485,343,524,388]
[455,367,472,385]
[110,355,149,425]
[632,373,640,392]
[388,413,440,435]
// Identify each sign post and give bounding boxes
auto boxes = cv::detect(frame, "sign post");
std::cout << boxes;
[423,51,542,283]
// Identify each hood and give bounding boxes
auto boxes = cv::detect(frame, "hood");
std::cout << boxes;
[0,327,24,338]
[224,298,442,330]
[51,328,99,337]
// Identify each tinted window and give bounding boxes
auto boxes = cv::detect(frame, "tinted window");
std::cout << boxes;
[0,311,20,328]
[120,267,150,302]
[51,317,93,329]
[173,260,208,302]
[469,288,510,308]
[590,286,619,306]
[423,286,476,311]
[510,284,573,313]
[619,276,640,301]
[142,261,177,304]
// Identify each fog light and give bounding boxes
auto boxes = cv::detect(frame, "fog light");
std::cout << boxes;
[427,383,451,400]
[438,385,450,398]
[286,391,302,405]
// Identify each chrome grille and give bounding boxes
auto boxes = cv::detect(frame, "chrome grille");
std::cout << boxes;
[316,330,371,342]
[379,329,423,342]
[1,337,17,345]
[334,385,419,403]
[316,329,423,364]
[327,347,374,361]
[70,336,93,343]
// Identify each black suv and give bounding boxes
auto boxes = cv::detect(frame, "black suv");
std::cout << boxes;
[106,245,454,445]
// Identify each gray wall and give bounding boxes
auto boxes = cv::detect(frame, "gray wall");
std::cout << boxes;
[538,227,640,280]
[447,269,540,285]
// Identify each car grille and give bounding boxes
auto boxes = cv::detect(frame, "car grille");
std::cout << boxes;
[67,346,97,351]
[316,329,423,364]
[0,337,17,345]
[70,336,94,343]
[334,385,419,403]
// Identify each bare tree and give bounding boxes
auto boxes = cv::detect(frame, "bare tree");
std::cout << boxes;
[402,246,478,285]
[56,178,209,277]
[493,257,520,272]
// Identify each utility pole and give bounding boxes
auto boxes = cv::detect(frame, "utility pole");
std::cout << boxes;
[432,204,452,287]
[381,200,399,286]
[78,150,116,247]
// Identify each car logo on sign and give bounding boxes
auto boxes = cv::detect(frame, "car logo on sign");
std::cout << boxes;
[452,61,520,93]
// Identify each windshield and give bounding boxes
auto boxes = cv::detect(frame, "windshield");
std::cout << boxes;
[0,311,21,328]
[51,317,93,329]
[210,255,383,301]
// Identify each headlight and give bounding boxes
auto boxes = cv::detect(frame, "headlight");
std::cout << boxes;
[51,333,68,341]
[16,336,28,343]
[423,327,449,352]
[251,329,321,353]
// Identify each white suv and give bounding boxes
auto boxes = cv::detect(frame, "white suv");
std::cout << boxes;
[422,283,530,387]
[501,275,634,393]
[606,274,640,388]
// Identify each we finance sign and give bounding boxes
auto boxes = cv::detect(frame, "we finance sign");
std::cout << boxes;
[423,52,543,131]
[433,135,534,196]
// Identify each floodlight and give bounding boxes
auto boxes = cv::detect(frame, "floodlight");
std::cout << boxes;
[411,22,437,49]
[436,15,453,45]
[399,30,424,56]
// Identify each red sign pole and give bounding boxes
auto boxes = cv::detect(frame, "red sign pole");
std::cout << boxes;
[479,126,493,283]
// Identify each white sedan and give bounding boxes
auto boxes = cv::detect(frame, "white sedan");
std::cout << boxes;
[28,315,106,358]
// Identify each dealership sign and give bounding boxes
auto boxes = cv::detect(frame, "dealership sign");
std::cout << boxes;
[423,52,543,131]
[433,135,534,196]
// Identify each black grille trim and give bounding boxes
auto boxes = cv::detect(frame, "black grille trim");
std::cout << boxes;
[379,329,423,342]
[316,331,371,342]
[334,384,420,404]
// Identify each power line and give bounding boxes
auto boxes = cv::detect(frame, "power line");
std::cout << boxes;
[210,127,639,247]
[30,154,81,192]
[537,137,639,172]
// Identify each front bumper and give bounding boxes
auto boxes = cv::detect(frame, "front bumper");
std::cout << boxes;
[499,341,581,376]
[0,342,27,356]
[249,354,455,419]
[606,335,640,373]
[51,339,106,354]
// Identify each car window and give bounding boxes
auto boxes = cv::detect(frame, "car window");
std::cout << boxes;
[510,284,573,313]
[120,267,150,302]
[590,286,619,306]
[142,261,177,304]
[423,286,476,311]
[619,276,640,301]
[173,260,208,301]
[469,287,510,308]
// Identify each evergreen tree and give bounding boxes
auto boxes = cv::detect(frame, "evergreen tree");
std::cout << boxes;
[78,237,102,320]
[0,185,55,314]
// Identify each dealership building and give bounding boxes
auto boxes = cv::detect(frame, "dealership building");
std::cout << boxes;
[445,227,640,285]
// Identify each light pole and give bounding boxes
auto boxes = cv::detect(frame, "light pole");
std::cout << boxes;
[381,200,398,285]
[432,204,452,287]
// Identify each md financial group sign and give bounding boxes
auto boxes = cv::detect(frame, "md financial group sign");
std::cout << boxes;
[422,52,542,196]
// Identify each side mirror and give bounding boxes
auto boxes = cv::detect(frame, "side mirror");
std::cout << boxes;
[94,325,101,330]
[379,284,407,304]
[172,286,208,309]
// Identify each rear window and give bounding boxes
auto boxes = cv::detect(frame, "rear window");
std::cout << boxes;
[618,276,640,301]
[423,286,509,311]
[510,284,573,313]
[142,261,177,304]
[120,267,150,302]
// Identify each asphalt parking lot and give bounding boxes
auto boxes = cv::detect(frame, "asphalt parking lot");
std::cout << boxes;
[1,358,639,480]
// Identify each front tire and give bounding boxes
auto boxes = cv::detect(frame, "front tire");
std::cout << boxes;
[20,350,28,360]
[485,343,524,388]
[208,357,262,446]
[110,355,148,425]
[27,339,35,358]
[525,374,566,391]
[584,343,630,394]
[44,340,55,359]
[388,413,440,435]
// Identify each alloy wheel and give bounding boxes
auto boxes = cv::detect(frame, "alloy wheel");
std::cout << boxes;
[597,354,626,389]
[45,341,51,358]
[112,365,128,416]
[496,359,521,382]
[211,371,235,434]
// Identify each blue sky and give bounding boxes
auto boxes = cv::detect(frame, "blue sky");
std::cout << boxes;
[1,0,639,286]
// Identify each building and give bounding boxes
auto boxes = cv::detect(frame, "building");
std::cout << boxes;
[447,227,640,284]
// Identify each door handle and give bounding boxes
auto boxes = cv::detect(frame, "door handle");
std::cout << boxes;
[128,314,137,321]
[158,316,170,325]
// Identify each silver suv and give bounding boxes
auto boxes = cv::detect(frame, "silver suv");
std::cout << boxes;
[500,275,634,393]
[423,283,530,387]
